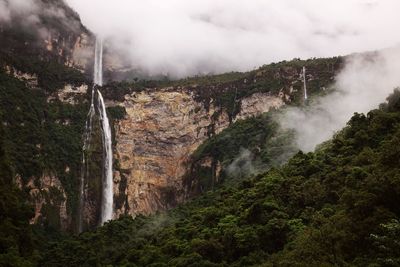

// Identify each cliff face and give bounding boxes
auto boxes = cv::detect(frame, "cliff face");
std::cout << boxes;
[113,88,285,217]
[0,0,343,230]
[0,0,94,72]
[110,57,342,217]
[1,49,340,230]
[16,173,69,230]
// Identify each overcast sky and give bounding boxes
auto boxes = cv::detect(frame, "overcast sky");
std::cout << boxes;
[65,0,400,77]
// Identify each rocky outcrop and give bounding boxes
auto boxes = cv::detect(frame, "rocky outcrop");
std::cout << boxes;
[4,65,39,88]
[235,93,284,121]
[113,88,285,217]
[16,173,69,230]
[43,32,94,71]
[48,84,89,105]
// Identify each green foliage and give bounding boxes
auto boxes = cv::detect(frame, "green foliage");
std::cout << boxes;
[188,112,297,191]
[107,106,127,121]
[38,90,400,266]
[0,53,87,93]
[102,57,341,119]
[0,110,39,266]
[0,69,87,230]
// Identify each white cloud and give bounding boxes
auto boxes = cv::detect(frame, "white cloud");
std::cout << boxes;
[279,45,400,152]
[66,0,400,78]
[0,0,38,21]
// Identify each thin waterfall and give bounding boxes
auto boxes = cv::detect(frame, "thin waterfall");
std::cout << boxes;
[303,66,308,101]
[79,37,113,232]
[97,91,113,224]
[78,74,96,233]
[94,38,113,224]
[94,38,103,86]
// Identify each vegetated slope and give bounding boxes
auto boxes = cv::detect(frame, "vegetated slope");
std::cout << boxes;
[105,57,342,119]
[41,90,400,266]
[186,112,298,194]
[0,116,40,266]
[0,68,88,230]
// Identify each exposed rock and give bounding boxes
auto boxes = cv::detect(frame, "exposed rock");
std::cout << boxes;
[235,93,284,122]
[113,88,285,217]
[70,33,93,70]
[4,65,38,88]
[47,84,89,104]
[16,173,69,230]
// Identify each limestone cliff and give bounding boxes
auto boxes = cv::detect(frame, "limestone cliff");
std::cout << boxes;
[113,88,285,217]
[107,57,343,218]
[0,4,342,229]
[16,173,69,230]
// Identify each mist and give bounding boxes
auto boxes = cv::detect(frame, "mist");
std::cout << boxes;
[225,148,256,179]
[279,46,400,152]
[66,0,400,78]
[0,0,83,39]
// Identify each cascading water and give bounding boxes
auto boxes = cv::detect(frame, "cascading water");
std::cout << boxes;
[97,91,113,224]
[78,88,95,233]
[94,38,103,86]
[79,37,113,232]
[303,66,308,101]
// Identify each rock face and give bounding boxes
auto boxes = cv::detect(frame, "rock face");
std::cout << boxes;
[48,84,89,105]
[0,0,96,73]
[16,173,69,230]
[4,65,39,88]
[113,88,285,217]
[43,32,94,72]
[235,93,284,121]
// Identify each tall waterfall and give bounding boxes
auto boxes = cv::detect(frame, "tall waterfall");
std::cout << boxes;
[78,67,96,233]
[94,38,103,86]
[303,66,308,101]
[94,38,113,225]
[79,38,113,232]
[97,91,113,224]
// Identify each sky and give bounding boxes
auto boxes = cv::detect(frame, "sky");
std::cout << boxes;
[66,0,400,78]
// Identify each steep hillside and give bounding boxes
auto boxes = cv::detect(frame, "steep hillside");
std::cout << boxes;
[40,90,400,266]
[0,0,344,233]
[0,37,342,232]
[0,66,89,231]
[0,0,94,75]
[109,57,342,218]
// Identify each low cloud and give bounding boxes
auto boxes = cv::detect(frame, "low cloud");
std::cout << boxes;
[67,0,400,78]
[279,46,400,152]
[0,0,82,36]
[0,0,38,23]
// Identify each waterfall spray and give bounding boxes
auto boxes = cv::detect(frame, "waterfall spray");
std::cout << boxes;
[79,37,113,232]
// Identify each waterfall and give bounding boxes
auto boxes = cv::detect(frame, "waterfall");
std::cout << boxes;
[79,37,113,232]
[94,38,103,86]
[97,91,113,224]
[303,66,308,101]
[78,75,96,233]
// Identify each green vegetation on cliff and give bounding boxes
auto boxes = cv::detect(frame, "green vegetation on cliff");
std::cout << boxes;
[187,113,297,193]
[0,67,88,231]
[0,118,40,266]
[104,57,342,121]
[38,90,400,266]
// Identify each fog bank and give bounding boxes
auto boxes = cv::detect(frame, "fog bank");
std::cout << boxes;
[279,46,400,152]
[66,0,400,78]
